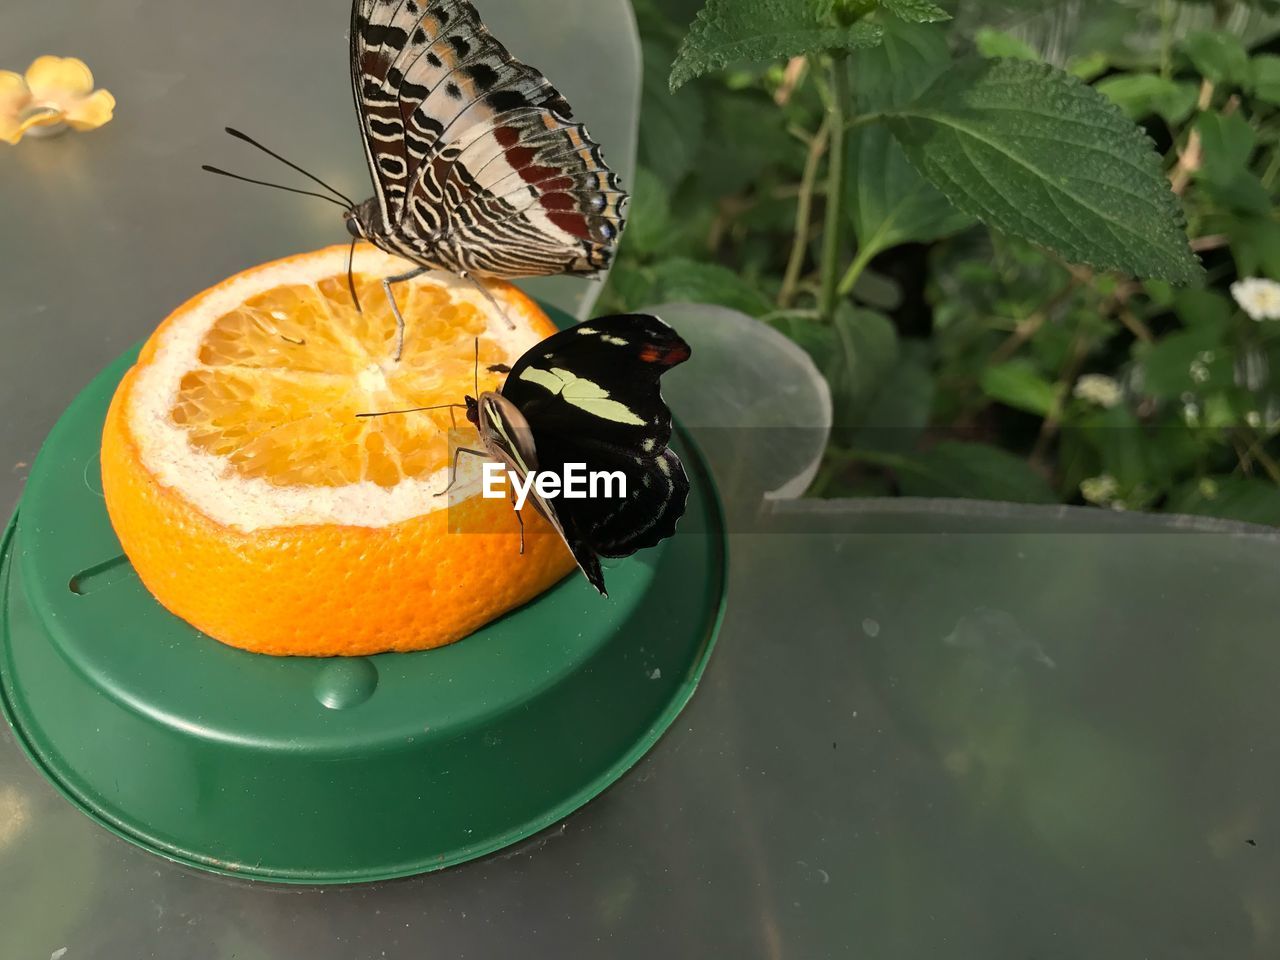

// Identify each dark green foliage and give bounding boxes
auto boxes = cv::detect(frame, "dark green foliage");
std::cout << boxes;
[611,0,1280,524]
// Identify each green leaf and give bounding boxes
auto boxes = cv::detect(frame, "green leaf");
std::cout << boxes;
[1225,216,1280,278]
[1195,112,1270,215]
[776,305,900,424]
[845,19,972,259]
[848,124,975,260]
[898,441,1057,503]
[852,15,950,111]
[885,59,1202,285]
[852,347,936,453]
[1167,476,1280,526]
[1197,111,1256,176]
[979,360,1059,416]
[1173,288,1232,330]
[639,40,706,185]
[828,306,900,424]
[669,0,882,91]
[1068,52,1109,82]
[646,258,774,315]
[695,91,798,196]
[1095,73,1198,125]
[1181,30,1251,87]
[847,265,904,310]
[1251,54,1280,105]
[624,168,673,258]
[881,0,950,24]
[1070,407,1153,491]
[975,28,1039,62]
[603,262,658,312]
[1138,327,1231,399]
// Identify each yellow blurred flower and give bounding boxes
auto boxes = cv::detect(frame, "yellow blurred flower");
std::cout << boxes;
[0,55,115,145]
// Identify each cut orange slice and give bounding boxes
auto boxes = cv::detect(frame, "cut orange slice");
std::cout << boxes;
[101,244,575,656]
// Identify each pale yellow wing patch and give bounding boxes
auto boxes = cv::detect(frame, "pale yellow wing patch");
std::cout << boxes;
[517,366,646,425]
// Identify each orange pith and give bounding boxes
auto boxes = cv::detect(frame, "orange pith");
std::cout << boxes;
[101,245,576,657]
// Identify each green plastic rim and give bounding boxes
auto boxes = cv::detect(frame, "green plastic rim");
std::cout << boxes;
[0,309,727,885]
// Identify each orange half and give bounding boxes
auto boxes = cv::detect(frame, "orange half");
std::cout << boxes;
[101,244,575,656]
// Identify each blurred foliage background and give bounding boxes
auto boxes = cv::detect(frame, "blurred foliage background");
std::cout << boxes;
[605,0,1280,525]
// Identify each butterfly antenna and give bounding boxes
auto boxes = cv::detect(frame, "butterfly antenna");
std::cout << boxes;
[474,338,480,399]
[357,403,468,419]
[223,127,357,208]
[346,236,362,314]
[201,165,350,208]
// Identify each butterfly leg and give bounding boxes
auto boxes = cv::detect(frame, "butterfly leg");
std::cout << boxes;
[461,271,516,331]
[434,446,488,497]
[509,490,525,555]
[381,265,430,362]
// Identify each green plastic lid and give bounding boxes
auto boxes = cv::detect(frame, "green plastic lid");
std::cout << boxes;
[0,312,727,884]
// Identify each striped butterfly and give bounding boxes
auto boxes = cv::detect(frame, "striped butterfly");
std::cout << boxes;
[368,313,691,596]
[207,0,628,360]
[345,0,627,356]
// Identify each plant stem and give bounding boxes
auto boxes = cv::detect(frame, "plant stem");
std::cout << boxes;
[819,52,851,322]
[1116,304,1156,344]
[990,278,1081,364]
[1159,0,1174,80]
[1170,79,1215,195]
[1236,428,1280,485]
[778,119,830,308]
[836,242,876,298]
[1030,328,1090,470]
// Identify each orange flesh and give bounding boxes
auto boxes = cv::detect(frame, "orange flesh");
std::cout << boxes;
[170,274,509,488]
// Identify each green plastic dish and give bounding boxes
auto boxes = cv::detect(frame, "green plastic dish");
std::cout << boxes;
[0,311,726,885]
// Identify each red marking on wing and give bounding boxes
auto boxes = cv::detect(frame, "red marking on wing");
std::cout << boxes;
[505,145,536,168]
[518,164,558,184]
[494,126,519,148]
[540,192,574,211]
[639,342,692,365]
[548,210,590,239]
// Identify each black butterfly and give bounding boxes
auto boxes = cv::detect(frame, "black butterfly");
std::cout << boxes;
[206,0,628,360]
[432,313,691,596]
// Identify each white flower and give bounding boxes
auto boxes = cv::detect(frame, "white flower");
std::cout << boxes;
[1080,474,1119,505]
[1230,278,1280,321]
[1072,374,1123,408]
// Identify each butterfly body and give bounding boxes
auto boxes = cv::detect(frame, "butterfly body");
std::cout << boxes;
[459,314,692,596]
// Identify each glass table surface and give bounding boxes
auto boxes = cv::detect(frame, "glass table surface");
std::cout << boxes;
[4,2,1280,958]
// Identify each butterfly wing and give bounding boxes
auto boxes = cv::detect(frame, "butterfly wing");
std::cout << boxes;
[350,0,446,225]
[474,393,609,593]
[351,0,626,277]
[500,315,692,577]
[502,315,691,446]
